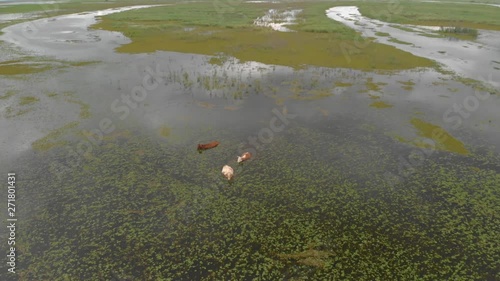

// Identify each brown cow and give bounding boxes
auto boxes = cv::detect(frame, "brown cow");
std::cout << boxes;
[197,141,219,151]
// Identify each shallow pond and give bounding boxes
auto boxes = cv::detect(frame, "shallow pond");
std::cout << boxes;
[0,4,499,280]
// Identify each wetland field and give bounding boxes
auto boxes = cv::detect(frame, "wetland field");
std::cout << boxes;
[0,0,499,280]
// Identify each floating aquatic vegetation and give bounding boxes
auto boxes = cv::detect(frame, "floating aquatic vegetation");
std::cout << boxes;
[31,121,79,152]
[364,77,385,92]
[370,101,393,109]
[0,90,16,100]
[13,122,500,279]
[64,97,91,119]
[388,38,412,45]
[158,125,171,138]
[291,88,332,101]
[4,106,34,118]
[398,80,415,91]
[375,31,390,37]
[0,61,52,75]
[46,92,58,98]
[19,97,40,105]
[334,81,353,87]
[409,118,469,155]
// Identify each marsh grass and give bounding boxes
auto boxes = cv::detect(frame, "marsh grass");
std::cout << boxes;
[438,26,478,40]
[0,0,173,15]
[358,2,500,31]
[439,26,478,35]
[91,2,436,70]
[453,76,498,95]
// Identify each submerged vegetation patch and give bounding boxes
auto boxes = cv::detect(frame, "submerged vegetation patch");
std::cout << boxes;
[4,106,34,118]
[158,125,171,138]
[398,80,415,91]
[277,246,332,268]
[453,76,498,95]
[0,61,52,75]
[16,123,500,280]
[65,98,91,119]
[409,118,469,155]
[31,121,79,151]
[388,38,412,45]
[334,81,353,87]
[0,90,17,100]
[375,31,390,37]
[364,78,386,92]
[0,58,101,76]
[370,100,393,109]
[291,88,332,101]
[388,24,415,32]
[19,96,39,106]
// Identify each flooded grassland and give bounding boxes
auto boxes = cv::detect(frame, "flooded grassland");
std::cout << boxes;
[0,1,499,280]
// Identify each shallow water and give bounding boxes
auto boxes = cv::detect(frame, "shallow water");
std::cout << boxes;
[0,5,165,61]
[0,4,499,280]
[326,6,500,89]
